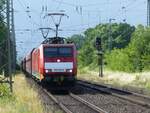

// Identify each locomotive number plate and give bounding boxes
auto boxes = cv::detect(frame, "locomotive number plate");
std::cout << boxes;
[53,69,65,72]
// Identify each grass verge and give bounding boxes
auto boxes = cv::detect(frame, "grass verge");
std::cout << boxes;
[78,67,150,95]
[0,73,45,113]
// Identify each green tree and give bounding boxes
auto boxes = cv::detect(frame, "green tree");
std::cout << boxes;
[105,49,134,72]
[83,23,135,51]
[78,41,96,66]
[127,25,150,71]
[78,23,135,68]
[105,25,150,72]
[67,34,85,50]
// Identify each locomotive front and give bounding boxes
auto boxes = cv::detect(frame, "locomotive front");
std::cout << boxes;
[42,44,77,85]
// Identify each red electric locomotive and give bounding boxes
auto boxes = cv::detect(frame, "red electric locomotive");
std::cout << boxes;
[22,37,77,87]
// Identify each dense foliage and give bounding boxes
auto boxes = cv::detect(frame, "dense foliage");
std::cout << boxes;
[105,25,150,72]
[67,34,85,50]
[69,23,150,72]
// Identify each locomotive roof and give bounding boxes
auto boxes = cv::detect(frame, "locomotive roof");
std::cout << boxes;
[42,43,75,47]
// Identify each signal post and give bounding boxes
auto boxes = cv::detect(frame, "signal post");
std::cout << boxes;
[95,37,103,77]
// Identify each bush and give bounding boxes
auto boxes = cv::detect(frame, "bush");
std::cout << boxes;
[105,49,134,72]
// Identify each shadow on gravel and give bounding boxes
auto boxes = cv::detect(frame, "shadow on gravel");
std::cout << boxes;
[24,76,111,96]
[70,85,110,95]
[50,90,69,95]
[24,75,132,97]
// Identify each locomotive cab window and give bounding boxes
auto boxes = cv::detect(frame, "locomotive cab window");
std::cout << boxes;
[44,47,73,57]
[59,47,72,57]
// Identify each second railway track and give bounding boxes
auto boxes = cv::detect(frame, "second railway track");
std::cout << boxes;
[77,80,150,108]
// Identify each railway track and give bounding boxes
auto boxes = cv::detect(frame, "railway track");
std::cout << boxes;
[77,80,150,108]
[43,89,108,113]
[25,74,108,113]
[25,74,150,113]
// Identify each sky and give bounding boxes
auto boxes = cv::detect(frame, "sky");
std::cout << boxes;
[14,0,147,61]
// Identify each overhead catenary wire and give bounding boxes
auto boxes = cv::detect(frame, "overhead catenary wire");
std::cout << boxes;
[15,0,147,38]
[15,0,41,27]
[56,0,63,10]
[51,0,112,7]
[111,0,146,23]
[15,0,144,32]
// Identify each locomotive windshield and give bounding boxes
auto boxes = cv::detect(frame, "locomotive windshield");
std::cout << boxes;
[44,47,73,57]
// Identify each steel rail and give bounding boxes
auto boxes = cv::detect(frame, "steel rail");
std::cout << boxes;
[110,86,150,100]
[26,75,108,113]
[26,75,107,113]
[78,80,150,108]
[78,79,150,99]
[70,93,108,113]
[111,92,150,108]
[43,89,73,113]
[43,88,108,113]
[26,76,73,113]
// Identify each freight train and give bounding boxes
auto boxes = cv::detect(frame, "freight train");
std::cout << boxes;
[22,37,77,87]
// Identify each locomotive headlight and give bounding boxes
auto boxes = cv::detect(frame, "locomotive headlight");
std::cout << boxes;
[45,69,49,73]
[69,69,73,72]
[45,69,52,73]
[66,69,73,72]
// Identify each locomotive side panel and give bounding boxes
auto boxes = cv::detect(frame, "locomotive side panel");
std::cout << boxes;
[73,45,77,77]
[32,48,40,79]
[25,54,32,74]
[39,45,45,80]
[31,45,45,81]
[22,58,26,72]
